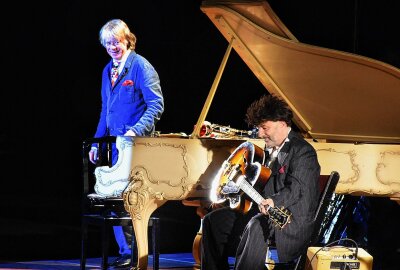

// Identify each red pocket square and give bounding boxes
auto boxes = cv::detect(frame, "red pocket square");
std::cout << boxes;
[122,80,134,86]
[279,165,286,174]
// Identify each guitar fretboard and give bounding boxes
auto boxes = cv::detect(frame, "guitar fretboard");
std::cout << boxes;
[236,176,264,205]
[236,176,291,229]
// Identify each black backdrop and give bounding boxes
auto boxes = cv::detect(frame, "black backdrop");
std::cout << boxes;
[1,0,399,266]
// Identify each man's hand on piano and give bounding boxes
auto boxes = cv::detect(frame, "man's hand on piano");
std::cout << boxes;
[124,130,136,136]
[89,147,98,164]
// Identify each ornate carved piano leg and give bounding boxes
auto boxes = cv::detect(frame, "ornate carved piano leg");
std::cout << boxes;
[132,213,152,269]
[123,174,166,270]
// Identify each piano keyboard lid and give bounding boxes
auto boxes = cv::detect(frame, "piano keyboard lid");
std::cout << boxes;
[201,0,400,144]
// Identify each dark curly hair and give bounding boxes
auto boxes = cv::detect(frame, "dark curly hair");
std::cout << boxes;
[245,94,293,127]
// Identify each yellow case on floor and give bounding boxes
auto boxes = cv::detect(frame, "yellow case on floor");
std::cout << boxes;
[305,246,373,270]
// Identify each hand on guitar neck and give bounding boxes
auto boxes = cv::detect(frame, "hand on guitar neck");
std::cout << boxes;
[259,198,275,215]
[235,175,292,229]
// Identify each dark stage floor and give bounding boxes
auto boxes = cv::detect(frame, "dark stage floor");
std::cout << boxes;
[0,254,237,270]
[0,253,198,270]
[1,198,399,270]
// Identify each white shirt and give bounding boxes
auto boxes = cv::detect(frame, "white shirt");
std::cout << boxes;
[266,127,291,167]
[114,49,131,74]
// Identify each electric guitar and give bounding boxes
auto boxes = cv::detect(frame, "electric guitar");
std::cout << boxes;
[210,141,292,229]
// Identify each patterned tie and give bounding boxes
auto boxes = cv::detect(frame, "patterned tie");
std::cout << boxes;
[111,61,120,86]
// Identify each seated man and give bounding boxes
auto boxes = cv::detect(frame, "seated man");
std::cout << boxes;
[201,94,321,270]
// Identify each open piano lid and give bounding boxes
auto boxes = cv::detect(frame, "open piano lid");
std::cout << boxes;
[201,0,400,144]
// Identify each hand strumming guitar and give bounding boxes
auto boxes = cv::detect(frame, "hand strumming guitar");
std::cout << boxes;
[259,198,275,215]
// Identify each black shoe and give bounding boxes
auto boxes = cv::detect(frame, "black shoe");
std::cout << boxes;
[108,254,132,268]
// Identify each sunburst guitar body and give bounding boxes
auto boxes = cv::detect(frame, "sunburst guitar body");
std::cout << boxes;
[210,141,292,229]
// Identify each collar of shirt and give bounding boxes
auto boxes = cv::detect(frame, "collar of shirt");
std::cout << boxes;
[266,127,291,165]
[115,49,131,73]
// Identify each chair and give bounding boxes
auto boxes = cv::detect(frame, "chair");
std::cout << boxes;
[80,136,160,270]
[265,171,340,270]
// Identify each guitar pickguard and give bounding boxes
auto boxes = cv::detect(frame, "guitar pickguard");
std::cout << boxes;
[210,141,269,212]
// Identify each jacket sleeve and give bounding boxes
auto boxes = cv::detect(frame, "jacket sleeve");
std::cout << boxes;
[129,61,164,136]
[94,66,110,139]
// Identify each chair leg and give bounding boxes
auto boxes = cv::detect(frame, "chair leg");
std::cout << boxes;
[101,222,110,270]
[151,217,160,270]
[293,254,304,270]
[82,216,160,269]
[80,218,88,270]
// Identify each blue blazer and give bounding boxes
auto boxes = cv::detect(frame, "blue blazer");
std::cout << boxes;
[94,51,164,137]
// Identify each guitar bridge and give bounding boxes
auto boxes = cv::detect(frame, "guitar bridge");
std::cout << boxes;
[227,194,241,209]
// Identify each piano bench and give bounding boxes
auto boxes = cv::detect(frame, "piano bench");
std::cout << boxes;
[80,202,160,270]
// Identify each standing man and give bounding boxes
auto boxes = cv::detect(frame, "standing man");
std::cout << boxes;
[89,18,164,268]
[201,94,320,270]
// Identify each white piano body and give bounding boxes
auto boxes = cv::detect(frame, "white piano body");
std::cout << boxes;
[94,1,400,269]
[96,135,254,268]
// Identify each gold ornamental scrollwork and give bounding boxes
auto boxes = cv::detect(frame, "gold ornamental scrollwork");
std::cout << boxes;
[123,170,163,220]
[377,150,400,188]
[131,166,191,200]
[316,148,360,184]
[132,141,189,187]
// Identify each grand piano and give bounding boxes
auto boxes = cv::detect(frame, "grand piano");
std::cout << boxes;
[93,1,400,269]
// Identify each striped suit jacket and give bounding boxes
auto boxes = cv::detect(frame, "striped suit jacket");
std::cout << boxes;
[263,130,321,262]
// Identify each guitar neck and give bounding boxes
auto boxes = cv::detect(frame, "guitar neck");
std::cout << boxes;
[214,141,291,229]
[236,176,292,229]
[237,177,265,205]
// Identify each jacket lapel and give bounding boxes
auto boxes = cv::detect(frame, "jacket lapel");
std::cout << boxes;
[111,51,137,89]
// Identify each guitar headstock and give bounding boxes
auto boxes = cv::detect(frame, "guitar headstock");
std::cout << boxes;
[267,206,292,229]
